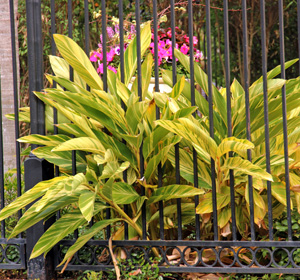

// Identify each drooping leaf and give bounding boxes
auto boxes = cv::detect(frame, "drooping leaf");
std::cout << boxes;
[147,185,205,205]
[112,182,140,204]
[0,177,67,222]
[18,134,71,146]
[222,157,273,182]
[217,137,254,158]
[32,146,86,173]
[78,190,96,222]
[59,218,121,266]
[118,22,151,86]
[30,203,108,259]
[53,34,103,90]
[196,189,231,214]
[156,118,217,160]
[52,137,105,154]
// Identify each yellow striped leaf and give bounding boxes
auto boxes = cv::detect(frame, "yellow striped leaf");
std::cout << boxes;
[59,218,121,266]
[118,22,151,86]
[222,157,273,182]
[31,203,107,259]
[147,185,205,205]
[196,190,230,214]
[0,176,66,222]
[156,118,217,160]
[32,146,86,174]
[53,34,103,90]
[217,137,254,158]
[18,134,71,146]
[112,182,140,204]
[49,55,86,89]
[52,137,105,154]
[79,190,96,222]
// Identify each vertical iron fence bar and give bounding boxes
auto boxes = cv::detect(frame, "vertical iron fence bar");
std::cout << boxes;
[10,0,22,233]
[213,32,217,87]
[0,74,4,238]
[68,0,76,176]
[188,0,200,241]
[152,0,164,240]
[84,0,89,56]
[118,0,128,240]
[206,0,218,241]
[279,0,292,241]
[100,0,111,239]
[67,0,79,241]
[135,0,147,240]
[171,0,182,240]
[260,0,273,240]
[50,0,60,179]
[203,25,207,74]
[101,0,107,92]
[223,0,237,241]
[298,0,300,75]
[242,0,255,241]
[25,1,55,278]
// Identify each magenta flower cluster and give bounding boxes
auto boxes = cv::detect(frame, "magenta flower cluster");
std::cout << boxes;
[90,25,204,75]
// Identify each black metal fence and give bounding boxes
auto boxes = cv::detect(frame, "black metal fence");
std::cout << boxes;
[2,0,300,278]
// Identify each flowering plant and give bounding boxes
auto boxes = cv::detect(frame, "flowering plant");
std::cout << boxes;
[90,20,204,77]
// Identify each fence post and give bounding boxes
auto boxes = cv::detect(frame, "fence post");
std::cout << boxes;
[25,0,55,279]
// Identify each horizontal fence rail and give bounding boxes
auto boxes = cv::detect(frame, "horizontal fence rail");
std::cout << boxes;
[2,0,300,278]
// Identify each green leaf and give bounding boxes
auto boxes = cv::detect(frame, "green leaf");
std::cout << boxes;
[217,137,254,158]
[131,53,153,100]
[59,218,121,266]
[222,157,273,182]
[32,146,86,173]
[112,182,140,204]
[144,135,181,181]
[149,203,194,223]
[147,185,205,205]
[174,49,227,128]
[48,55,86,89]
[0,177,67,222]
[272,182,292,208]
[100,161,130,180]
[126,100,150,134]
[169,76,185,100]
[18,134,71,146]
[156,118,217,160]
[196,189,230,214]
[52,137,105,154]
[53,34,103,90]
[252,59,299,85]
[30,203,107,259]
[218,207,231,228]
[9,188,85,238]
[118,22,151,86]
[78,190,96,222]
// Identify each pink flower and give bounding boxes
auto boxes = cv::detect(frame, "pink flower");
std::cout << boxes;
[165,47,172,59]
[165,39,172,47]
[184,35,189,43]
[106,48,115,62]
[97,62,104,74]
[195,49,204,60]
[167,30,172,38]
[108,65,117,73]
[90,51,102,62]
[158,40,165,48]
[193,36,198,46]
[114,46,121,55]
[180,43,189,55]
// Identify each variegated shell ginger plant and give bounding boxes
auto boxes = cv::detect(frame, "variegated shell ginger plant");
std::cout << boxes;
[0,22,205,266]
[160,48,300,238]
